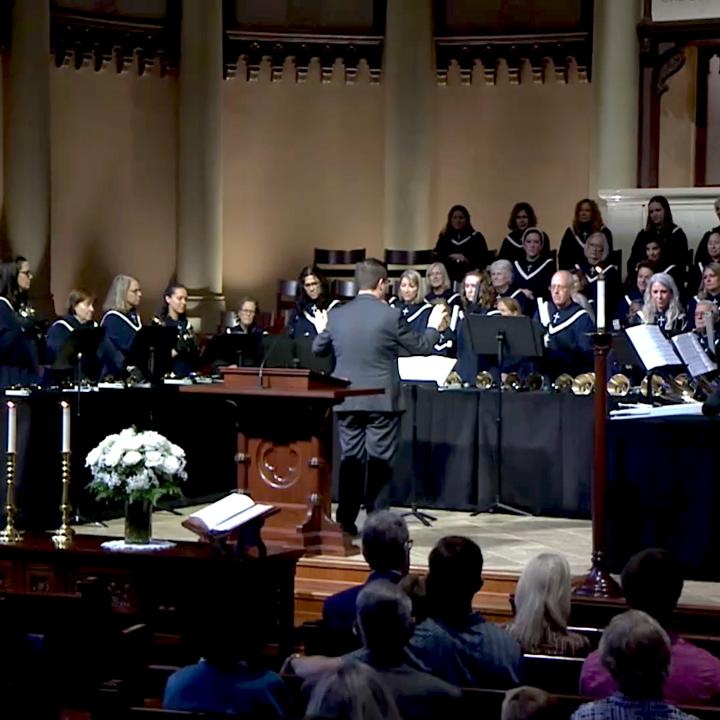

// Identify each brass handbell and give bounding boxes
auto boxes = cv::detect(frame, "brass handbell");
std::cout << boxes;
[640,374,668,398]
[607,373,631,397]
[444,371,463,387]
[502,372,522,391]
[526,373,544,392]
[553,373,573,392]
[571,372,596,396]
[475,371,494,390]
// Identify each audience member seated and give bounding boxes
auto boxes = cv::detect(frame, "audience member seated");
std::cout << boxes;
[289,265,339,339]
[535,271,594,379]
[163,597,288,718]
[614,261,654,329]
[513,228,556,303]
[432,204,489,283]
[231,296,265,335]
[498,203,552,265]
[694,197,720,268]
[507,553,590,657]
[580,548,720,706]
[490,259,530,315]
[345,581,462,719]
[502,686,556,720]
[693,300,719,361]
[559,199,613,271]
[304,661,402,720]
[639,272,687,337]
[388,270,432,338]
[687,262,720,329]
[406,536,522,688]
[573,610,697,720]
[575,232,621,320]
[627,195,689,282]
[322,511,410,654]
[425,262,461,308]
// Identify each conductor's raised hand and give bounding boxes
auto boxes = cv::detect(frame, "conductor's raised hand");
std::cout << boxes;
[427,304,449,332]
[313,309,329,334]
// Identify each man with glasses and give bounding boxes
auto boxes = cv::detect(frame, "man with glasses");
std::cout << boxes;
[313,258,448,536]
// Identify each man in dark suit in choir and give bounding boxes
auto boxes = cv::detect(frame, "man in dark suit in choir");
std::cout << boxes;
[313,258,448,536]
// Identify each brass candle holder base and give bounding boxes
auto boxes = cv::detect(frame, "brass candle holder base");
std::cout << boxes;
[0,452,22,545]
[52,451,74,549]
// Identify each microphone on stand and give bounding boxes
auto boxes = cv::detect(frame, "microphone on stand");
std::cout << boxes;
[257,335,287,388]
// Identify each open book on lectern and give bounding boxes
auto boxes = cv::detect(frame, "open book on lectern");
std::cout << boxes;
[625,325,717,377]
[182,492,278,537]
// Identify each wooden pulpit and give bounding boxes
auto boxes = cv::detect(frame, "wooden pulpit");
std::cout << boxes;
[182,368,381,555]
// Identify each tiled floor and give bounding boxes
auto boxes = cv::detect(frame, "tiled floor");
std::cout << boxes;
[77,504,720,607]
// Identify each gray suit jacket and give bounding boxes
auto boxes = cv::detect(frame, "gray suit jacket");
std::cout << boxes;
[312,293,440,412]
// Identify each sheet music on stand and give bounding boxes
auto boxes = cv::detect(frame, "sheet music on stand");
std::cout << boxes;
[625,325,717,378]
[398,355,457,387]
[672,333,717,377]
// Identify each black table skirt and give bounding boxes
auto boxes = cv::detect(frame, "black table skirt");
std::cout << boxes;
[606,416,720,580]
[333,386,593,518]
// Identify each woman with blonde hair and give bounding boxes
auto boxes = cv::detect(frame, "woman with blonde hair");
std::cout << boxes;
[100,274,142,379]
[388,269,432,334]
[507,553,589,657]
[424,262,460,308]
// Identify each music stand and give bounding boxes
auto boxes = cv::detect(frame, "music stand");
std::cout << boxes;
[129,326,177,384]
[47,326,105,385]
[294,336,332,374]
[261,335,298,368]
[466,315,544,516]
[203,333,264,369]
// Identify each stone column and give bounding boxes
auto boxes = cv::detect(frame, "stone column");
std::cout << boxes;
[383,0,434,251]
[176,0,225,331]
[593,0,641,192]
[3,0,52,313]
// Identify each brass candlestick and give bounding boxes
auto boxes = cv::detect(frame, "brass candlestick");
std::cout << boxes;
[0,452,22,544]
[52,452,74,549]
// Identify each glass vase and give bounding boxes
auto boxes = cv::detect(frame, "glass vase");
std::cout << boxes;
[124,498,152,545]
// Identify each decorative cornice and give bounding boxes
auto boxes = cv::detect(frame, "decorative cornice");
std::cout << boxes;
[224,30,383,83]
[50,3,180,76]
[435,32,591,86]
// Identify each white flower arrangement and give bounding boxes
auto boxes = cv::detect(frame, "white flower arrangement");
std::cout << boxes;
[86,427,187,504]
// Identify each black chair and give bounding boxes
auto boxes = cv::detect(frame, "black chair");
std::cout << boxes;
[314,248,366,279]
[276,278,299,329]
[384,248,434,277]
[332,278,357,301]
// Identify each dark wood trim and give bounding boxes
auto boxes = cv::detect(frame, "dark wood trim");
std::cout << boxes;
[695,47,712,186]
[50,0,180,76]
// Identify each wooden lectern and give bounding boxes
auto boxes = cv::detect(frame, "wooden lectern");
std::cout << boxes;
[182,368,381,556]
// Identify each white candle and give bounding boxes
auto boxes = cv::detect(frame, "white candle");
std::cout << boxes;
[596,268,606,332]
[61,401,71,453]
[7,402,16,454]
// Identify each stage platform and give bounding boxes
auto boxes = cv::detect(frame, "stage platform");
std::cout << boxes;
[76,504,720,625]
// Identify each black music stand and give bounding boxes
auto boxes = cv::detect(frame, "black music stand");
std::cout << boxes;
[203,332,264,370]
[466,315,544,516]
[128,326,177,384]
[294,336,332,374]
[47,326,105,386]
[260,335,297,368]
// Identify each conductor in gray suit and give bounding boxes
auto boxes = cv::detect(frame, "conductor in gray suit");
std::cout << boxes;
[313,259,449,535]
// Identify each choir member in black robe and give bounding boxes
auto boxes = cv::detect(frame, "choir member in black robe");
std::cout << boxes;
[535,271,595,379]
[100,274,143,379]
[489,259,530,315]
[614,262,654,328]
[46,289,99,381]
[686,263,720,330]
[693,198,720,268]
[498,202,551,264]
[575,232,621,320]
[432,204,488,282]
[688,230,720,295]
[639,272,687,337]
[230,296,264,336]
[0,261,39,388]
[558,199,613,271]
[153,283,198,377]
[288,266,340,339]
[693,300,720,362]
[627,196,688,283]
[424,262,461,308]
[513,228,556,304]
[388,270,432,339]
